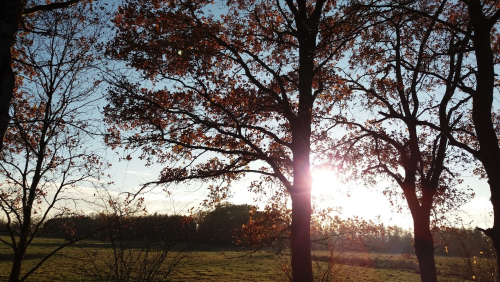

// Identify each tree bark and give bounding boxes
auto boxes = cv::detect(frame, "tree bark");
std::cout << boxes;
[290,188,313,282]
[413,212,437,282]
[466,2,500,280]
[290,113,313,282]
[9,249,26,282]
[404,188,438,282]
[286,1,323,280]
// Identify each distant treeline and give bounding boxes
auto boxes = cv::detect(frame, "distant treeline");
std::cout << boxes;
[5,203,490,257]
[33,204,255,245]
[38,213,196,243]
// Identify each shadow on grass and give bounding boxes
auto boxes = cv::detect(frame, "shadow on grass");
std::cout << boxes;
[0,253,47,262]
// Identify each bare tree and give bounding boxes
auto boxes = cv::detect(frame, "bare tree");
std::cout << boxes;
[82,193,193,282]
[0,2,109,281]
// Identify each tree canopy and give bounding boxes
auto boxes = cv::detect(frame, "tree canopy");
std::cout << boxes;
[2,0,499,281]
[104,1,365,280]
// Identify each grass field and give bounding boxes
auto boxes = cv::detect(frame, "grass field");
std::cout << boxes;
[0,237,493,281]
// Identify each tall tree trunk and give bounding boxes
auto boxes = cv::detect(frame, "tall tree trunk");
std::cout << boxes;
[290,122,313,282]
[467,2,500,280]
[413,212,437,282]
[290,189,313,282]
[0,0,24,154]
[287,0,321,279]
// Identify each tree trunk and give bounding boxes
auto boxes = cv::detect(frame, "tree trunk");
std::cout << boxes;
[1,2,23,277]
[403,180,438,282]
[413,213,437,282]
[467,2,500,280]
[9,252,24,282]
[290,118,313,282]
[8,237,29,282]
[0,0,23,154]
[290,189,313,282]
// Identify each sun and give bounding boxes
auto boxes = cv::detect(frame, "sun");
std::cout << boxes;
[310,169,414,229]
[311,169,341,198]
[310,169,347,216]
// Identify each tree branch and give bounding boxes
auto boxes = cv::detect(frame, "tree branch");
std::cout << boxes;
[23,0,81,16]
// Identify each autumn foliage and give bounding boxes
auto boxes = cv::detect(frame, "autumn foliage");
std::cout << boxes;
[99,0,500,281]
[104,1,364,281]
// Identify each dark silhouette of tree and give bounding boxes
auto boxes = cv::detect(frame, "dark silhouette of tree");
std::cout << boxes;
[333,3,474,281]
[373,1,500,279]
[104,1,365,280]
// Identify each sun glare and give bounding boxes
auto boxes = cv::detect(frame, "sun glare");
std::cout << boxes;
[311,170,341,198]
[310,170,413,229]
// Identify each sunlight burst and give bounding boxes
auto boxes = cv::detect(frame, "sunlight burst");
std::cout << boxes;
[311,169,340,198]
[310,170,412,228]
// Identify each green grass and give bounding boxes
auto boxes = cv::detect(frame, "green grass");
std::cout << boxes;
[0,238,494,281]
